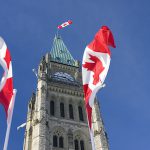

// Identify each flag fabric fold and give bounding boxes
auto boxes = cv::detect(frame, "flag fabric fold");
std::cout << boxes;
[57,20,73,29]
[82,26,116,149]
[0,37,17,150]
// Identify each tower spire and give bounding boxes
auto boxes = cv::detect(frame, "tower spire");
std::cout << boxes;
[50,35,78,67]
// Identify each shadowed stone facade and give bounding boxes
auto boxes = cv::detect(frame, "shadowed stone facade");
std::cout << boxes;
[23,36,109,150]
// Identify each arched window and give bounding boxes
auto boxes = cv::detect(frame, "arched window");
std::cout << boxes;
[59,136,64,148]
[80,140,84,150]
[78,106,84,121]
[53,135,58,147]
[69,104,74,119]
[60,102,65,117]
[74,139,79,150]
[50,101,54,116]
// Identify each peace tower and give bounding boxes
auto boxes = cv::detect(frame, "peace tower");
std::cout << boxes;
[23,35,109,150]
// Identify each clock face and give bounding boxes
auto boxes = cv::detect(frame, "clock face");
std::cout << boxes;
[52,72,75,82]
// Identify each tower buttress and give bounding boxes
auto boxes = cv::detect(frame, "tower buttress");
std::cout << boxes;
[23,93,35,150]
[24,55,50,150]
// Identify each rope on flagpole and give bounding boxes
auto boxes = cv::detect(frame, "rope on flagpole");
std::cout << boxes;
[3,89,17,150]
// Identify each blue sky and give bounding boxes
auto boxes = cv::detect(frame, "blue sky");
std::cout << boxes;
[0,0,150,149]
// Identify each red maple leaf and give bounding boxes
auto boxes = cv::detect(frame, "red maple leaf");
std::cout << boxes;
[83,54,105,85]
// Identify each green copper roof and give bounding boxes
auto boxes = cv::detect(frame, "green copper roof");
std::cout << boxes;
[50,35,77,66]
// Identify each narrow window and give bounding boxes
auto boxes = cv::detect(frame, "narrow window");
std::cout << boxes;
[59,136,64,148]
[78,106,84,121]
[53,135,58,147]
[74,139,79,150]
[80,140,84,150]
[69,104,74,119]
[50,101,54,116]
[60,102,65,117]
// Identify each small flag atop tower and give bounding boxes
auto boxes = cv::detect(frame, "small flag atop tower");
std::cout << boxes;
[57,20,73,29]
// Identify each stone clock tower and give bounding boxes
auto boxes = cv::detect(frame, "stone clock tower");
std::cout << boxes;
[23,35,109,150]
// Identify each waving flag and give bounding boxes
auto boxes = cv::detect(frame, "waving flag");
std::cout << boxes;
[82,26,116,149]
[57,20,73,29]
[0,37,17,150]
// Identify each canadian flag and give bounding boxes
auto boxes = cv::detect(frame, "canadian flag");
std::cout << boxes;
[57,20,73,29]
[0,37,17,150]
[82,26,116,149]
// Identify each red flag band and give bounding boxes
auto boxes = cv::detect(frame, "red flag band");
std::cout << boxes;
[57,20,73,29]
[82,26,116,149]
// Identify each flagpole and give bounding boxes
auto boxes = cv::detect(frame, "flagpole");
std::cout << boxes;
[56,28,59,37]
[85,104,96,150]
[85,84,105,150]
[89,128,96,150]
[3,89,17,150]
